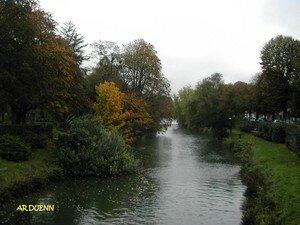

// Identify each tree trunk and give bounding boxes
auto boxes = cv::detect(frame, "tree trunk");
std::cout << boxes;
[283,108,287,121]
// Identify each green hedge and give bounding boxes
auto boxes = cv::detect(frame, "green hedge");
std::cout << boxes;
[0,135,31,161]
[258,123,272,141]
[285,126,300,153]
[248,122,286,143]
[271,123,286,143]
[244,121,300,150]
[240,121,256,133]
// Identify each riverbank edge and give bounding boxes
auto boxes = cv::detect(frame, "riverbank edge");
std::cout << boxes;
[0,150,65,203]
[224,130,300,225]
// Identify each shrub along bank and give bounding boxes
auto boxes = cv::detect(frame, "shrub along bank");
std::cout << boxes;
[56,117,139,177]
[226,131,300,225]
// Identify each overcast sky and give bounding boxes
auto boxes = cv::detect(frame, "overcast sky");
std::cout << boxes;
[39,0,300,93]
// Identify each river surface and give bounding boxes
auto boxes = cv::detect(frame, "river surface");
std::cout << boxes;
[1,124,245,225]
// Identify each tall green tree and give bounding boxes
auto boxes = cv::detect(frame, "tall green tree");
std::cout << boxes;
[59,21,91,117]
[260,35,300,119]
[86,41,124,101]
[174,86,196,129]
[251,73,266,117]
[194,73,231,138]
[175,73,231,139]
[0,0,53,123]
[231,81,254,116]
[121,39,164,93]
[289,43,300,118]
[60,21,88,66]
[261,35,299,81]
[121,39,173,131]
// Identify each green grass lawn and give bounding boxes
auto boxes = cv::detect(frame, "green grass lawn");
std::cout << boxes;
[232,130,300,225]
[0,149,61,200]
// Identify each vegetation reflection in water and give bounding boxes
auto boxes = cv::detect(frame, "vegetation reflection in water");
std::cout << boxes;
[2,124,246,225]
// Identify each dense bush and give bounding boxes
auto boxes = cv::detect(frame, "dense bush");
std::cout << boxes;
[23,131,49,149]
[261,123,272,141]
[56,117,139,177]
[212,127,229,140]
[0,135,31,161]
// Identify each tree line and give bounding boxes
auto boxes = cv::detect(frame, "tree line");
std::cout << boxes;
[0,0,173,140]
[175,35,300,139]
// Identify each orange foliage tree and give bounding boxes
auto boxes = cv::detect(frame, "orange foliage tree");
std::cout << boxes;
[93,82,153,144]
[123,92,154,137]
[0,0,88,123]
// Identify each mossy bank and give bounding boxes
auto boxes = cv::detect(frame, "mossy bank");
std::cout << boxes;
[225,131,300,225]
[0,150,63,203]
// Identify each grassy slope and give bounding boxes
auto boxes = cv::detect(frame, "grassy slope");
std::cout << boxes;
[0,149,61,200]
[233,131,300,225]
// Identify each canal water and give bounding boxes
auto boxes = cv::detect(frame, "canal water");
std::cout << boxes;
[1,124,245,225]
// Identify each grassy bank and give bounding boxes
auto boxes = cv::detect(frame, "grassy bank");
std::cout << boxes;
[227,130,300,225]
[0,150,63,202]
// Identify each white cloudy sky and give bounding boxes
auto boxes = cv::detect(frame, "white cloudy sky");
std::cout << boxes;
[39,0,300,93]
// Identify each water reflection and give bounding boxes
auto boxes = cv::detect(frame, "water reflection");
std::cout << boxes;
[1,124,245,225]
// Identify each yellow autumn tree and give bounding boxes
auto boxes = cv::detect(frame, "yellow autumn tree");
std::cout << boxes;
[93,81,126,129]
